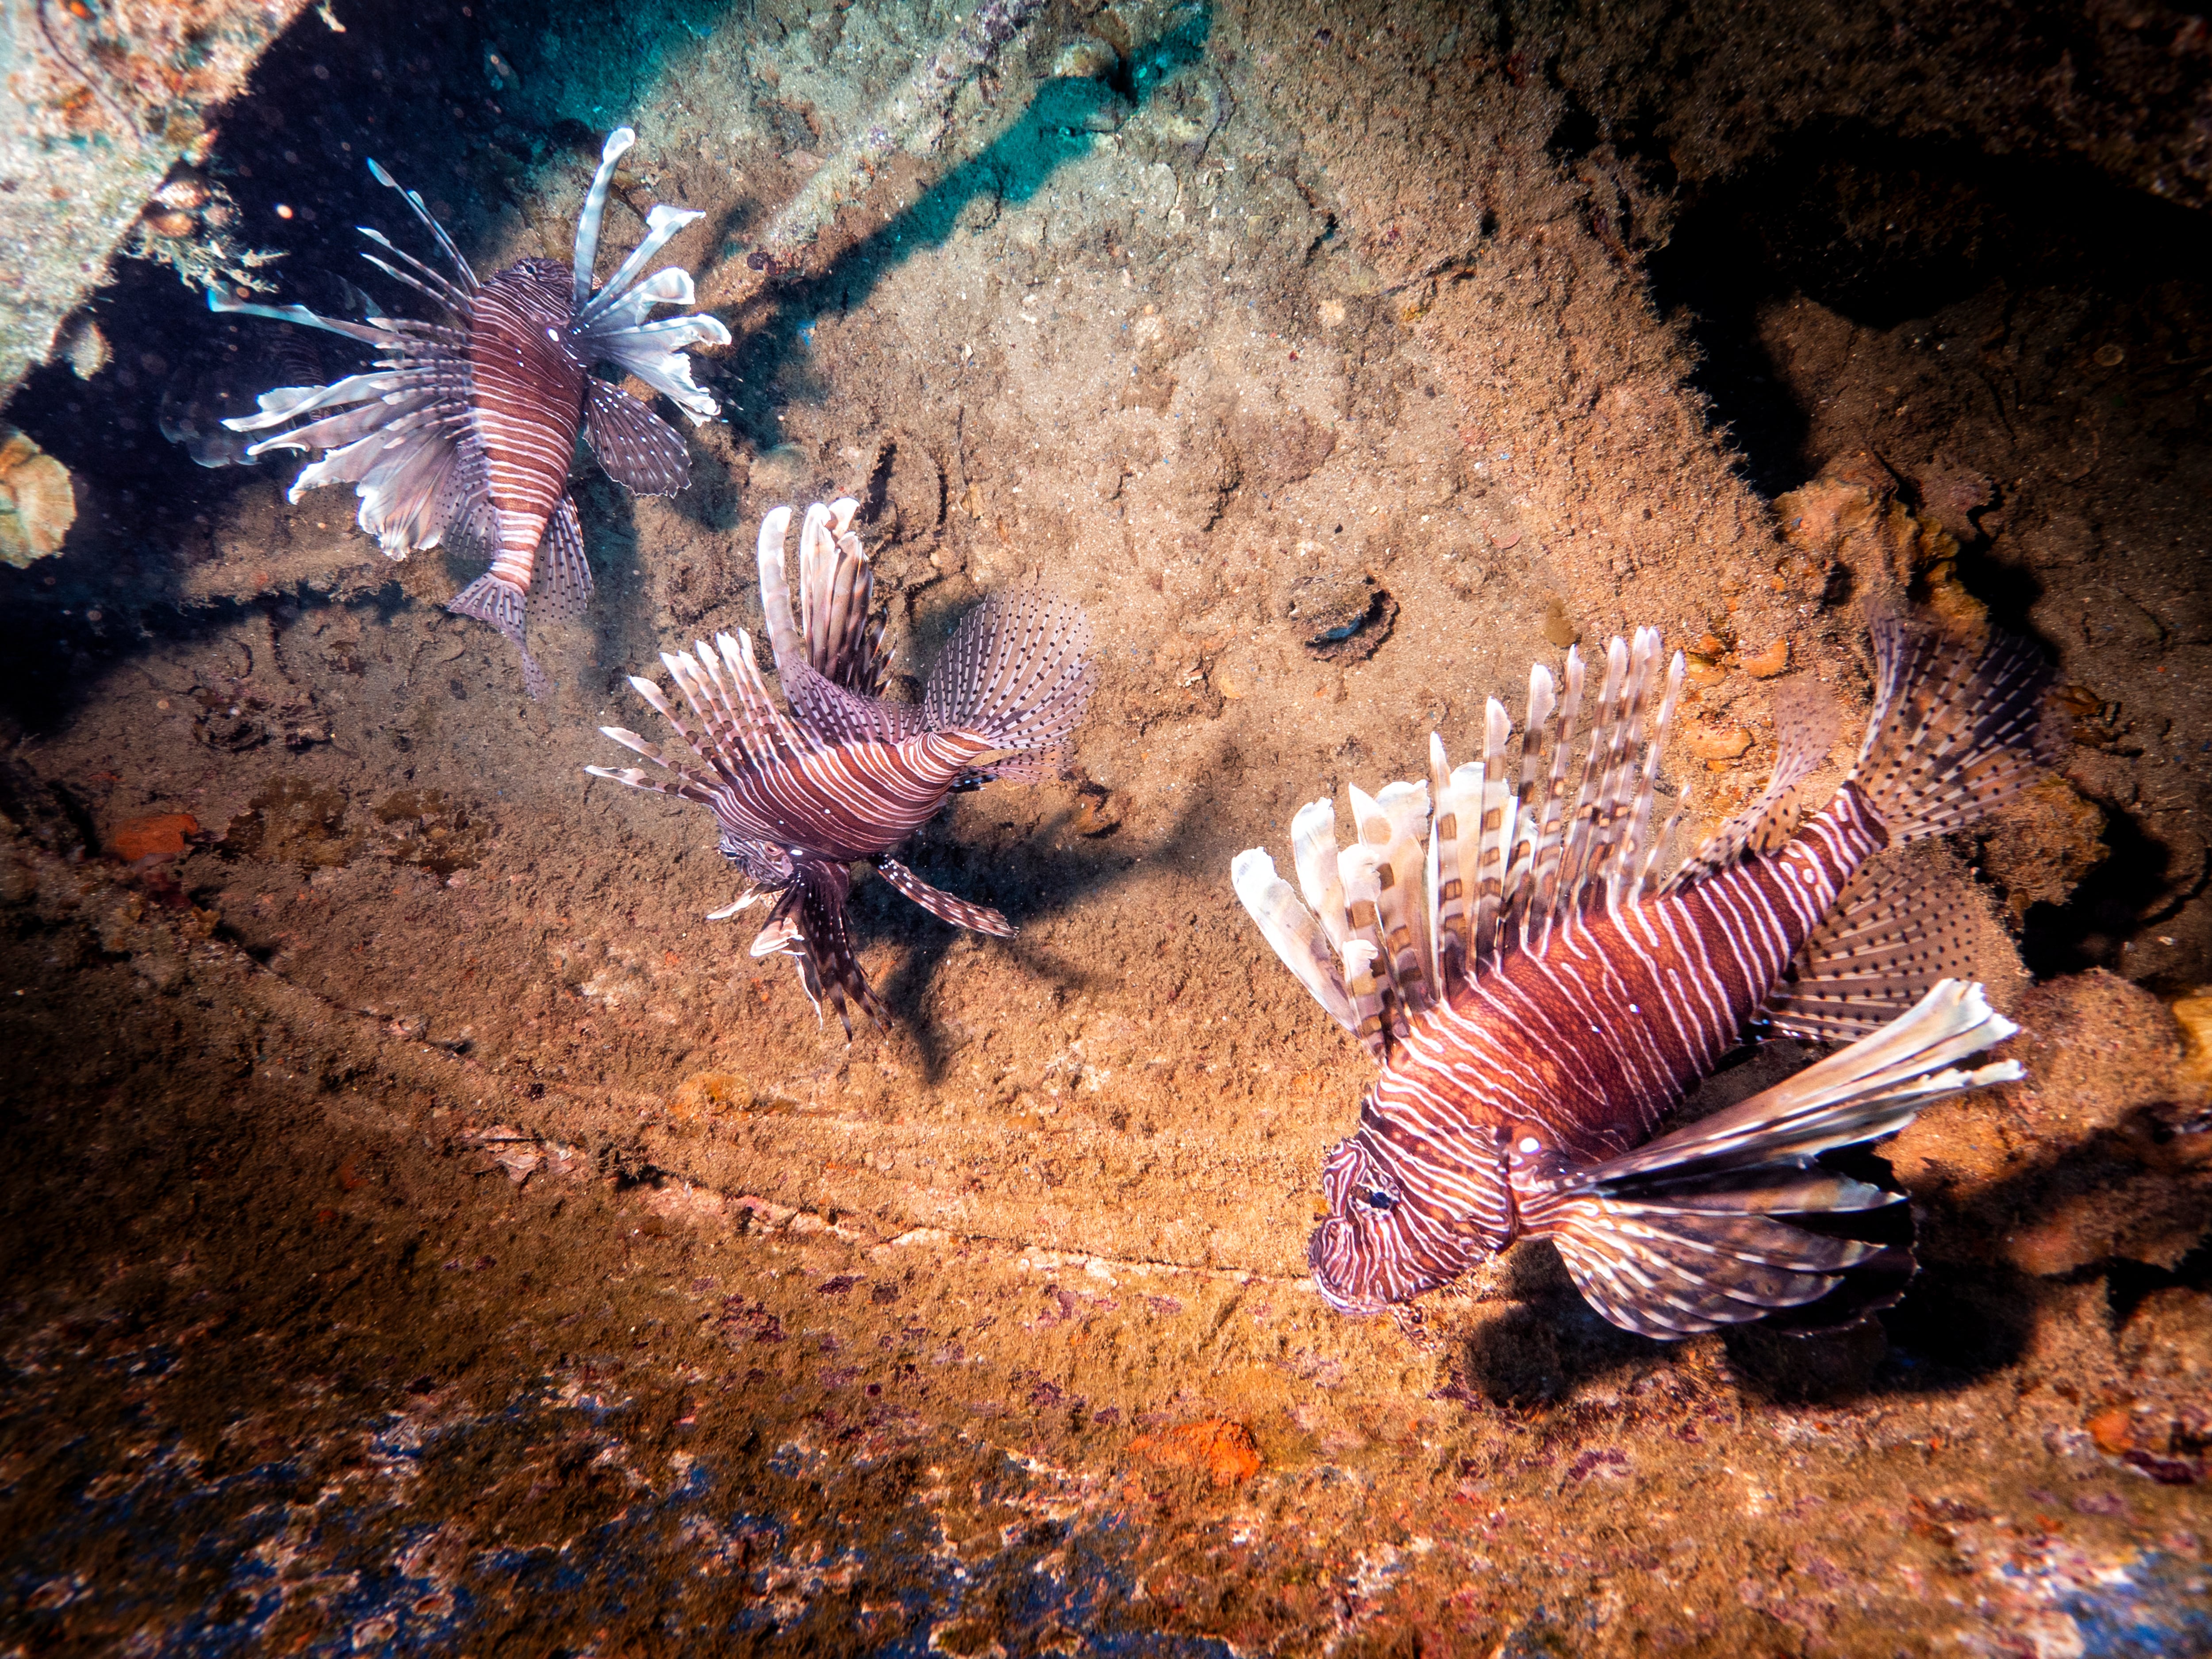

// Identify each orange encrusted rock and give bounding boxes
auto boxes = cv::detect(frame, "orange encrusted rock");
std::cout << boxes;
[1130,1419,1263,1486]
[109,814,198,862]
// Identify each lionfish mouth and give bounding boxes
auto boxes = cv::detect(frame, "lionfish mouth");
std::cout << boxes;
[1306,1220,1391,1317]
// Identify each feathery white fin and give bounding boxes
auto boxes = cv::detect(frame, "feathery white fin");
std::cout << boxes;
[1426,732,1479,995]
[573,127,635,309]
[1468,698,1515,973]
[756,506,802,673]
[365,156,478,291]
[1587,978,2019,1186]
[1669,676,1839,891]
[1517,978,2016,1337]
[1349,780,1435,1016]
[1290,799,1392,1057]
[1521,646,1588,945]
[1231,849,1359,1033]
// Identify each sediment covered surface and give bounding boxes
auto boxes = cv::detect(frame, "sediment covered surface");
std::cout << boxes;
[3,1,2210,1652]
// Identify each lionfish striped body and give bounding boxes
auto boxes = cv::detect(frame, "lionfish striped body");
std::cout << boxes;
[588,500,1095,1033]
[1235,614,2052,1337]
[210,127,730,695]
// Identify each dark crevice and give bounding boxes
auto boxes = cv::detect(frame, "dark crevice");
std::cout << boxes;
[1643,122,2212,498]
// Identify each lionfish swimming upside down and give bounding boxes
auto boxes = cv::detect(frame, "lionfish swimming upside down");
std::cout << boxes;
[1233,612,2053,1337]
[210,127,730,695]
[588,500,1096,1033]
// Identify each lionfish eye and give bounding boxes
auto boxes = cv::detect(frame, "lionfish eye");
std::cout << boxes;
[1362,1188,1397,1212]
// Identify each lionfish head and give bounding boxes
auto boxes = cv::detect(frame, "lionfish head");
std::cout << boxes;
[1308,1132,1482,1315]
[717,830,796,888]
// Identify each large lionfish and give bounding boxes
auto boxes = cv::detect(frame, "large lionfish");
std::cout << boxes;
[587,499,1096,1033]
[208,127,730,695]
[1233,613,2052,1337]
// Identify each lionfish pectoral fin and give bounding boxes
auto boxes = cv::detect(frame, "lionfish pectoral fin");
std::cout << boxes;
[1761,849,1986,1043]
[707,892,768,922]
[449,574,549,699]
[1669,676,1839,890]
[584,378,691,496]
[750,864,887,1041]
[878,857,1013,938]
[1519,979,2019,1338]
[1525,1185,1913,1340]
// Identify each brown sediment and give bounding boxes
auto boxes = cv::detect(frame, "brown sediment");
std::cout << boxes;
[2,0,2210,1651]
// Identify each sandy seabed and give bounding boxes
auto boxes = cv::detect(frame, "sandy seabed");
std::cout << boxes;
[3,0,2210,1652]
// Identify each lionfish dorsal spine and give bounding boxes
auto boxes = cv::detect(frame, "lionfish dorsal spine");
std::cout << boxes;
[353,227,474,318]
[365,156,478,292]
[1230,849,1360,1033]
[1522,645,1586,948]
[1615,640,1688,911]
[1236,629,1702,1063]
[575,205,708,331]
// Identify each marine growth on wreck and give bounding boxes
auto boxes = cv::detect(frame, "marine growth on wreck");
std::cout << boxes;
[0,1,2208,1655]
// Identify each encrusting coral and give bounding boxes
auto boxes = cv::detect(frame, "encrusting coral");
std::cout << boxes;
[0,427,77,568]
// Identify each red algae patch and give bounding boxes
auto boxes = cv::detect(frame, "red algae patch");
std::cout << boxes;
[1131,1421,1264,1486]
[108,813,197,862]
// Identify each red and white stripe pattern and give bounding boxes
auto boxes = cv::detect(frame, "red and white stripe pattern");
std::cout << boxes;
[1322,785,1886,1311]
[588,504,1095,1035]
[1243,617,2048,1329]
[467,262,587,591]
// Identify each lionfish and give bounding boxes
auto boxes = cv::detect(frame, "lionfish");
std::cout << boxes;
[587,499,1096,1033]
[1233,613,2052,1337]
[208,127,730,695]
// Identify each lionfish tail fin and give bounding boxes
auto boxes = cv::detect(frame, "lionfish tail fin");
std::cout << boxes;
[921,588,1095,778]
[1233,629,1684,1062]
[448,574,549,698]
[1519,979,2019,1337]
[1669,676,1838,889]
[1846,610,2054,842]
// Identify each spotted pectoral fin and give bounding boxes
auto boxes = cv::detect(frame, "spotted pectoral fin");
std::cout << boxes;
[537,495,595,625]
[1517,979,2020,1338]
[584,376,691,495]
[878,856,1013,938]
[1761,846,1988,1043]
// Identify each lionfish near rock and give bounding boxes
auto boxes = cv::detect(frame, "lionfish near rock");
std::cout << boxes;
[588,500,1095,1033]
[1233,612,2054,1337]
[208,127,730,694]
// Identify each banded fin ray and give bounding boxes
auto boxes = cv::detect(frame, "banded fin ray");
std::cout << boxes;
[879,856,1015,938]
[1240,630,1686,1059]
[584,377,691,495]
[1847,611,2055,840]
[1232,848,1359,1035]
[1669,677,1839,890]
